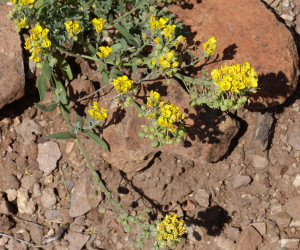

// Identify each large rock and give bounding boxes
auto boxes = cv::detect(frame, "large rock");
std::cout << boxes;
[0,5,25,110]
[102,80,239,173]
[170,0,299,110]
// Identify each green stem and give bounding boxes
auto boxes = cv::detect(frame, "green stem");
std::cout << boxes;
[131,100,143,113]
[74,138,124,213]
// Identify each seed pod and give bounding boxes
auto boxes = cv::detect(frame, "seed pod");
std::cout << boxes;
[151,141,159,148]
[138,113,143,118]
[138,132,146,138]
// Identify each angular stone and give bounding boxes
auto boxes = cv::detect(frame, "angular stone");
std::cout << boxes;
[44,209,72,223]
[280,239,299,248]
[69,170,103,217]
[285,196,300,219]
[288,126,300,150]
[275,212,291,230]
[37,141,62,176]
[252,154,269,170]
[231,175,251,189]
[15,119,41,145]
[170,0,299,110]
[0,5,25,110]
[216,236,235,250]
[41,187,57,209]
[65,232,90,250]
[102,80,239,173]
[293,174,300,188]
[194,188,210,208]
[236,226,263,250]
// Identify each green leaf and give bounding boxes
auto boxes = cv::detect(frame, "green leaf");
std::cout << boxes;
[34,0,45,9]
[101,70,110,85]
[42,59,51,80]
[118,0,124,15]
[44,132,76,140]
[53,77,70,113]
[55,53,73,80]
[34,102,58,112]
[75,114,83,127]
[120,38,128,51]
[111,68,124,79]
[83,130,108,151]
[114,23,137,47]
[37,74,46,101]
[132,57,137,77]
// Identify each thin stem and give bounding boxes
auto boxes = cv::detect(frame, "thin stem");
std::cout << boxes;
[77,85,110,102]
[0,233,36,247]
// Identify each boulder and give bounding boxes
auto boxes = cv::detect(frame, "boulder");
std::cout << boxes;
[0,5,25,110]
[170,0,299,110]
[102,79,239,173]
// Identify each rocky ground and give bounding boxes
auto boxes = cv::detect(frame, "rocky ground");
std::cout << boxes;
[1,0,300,249]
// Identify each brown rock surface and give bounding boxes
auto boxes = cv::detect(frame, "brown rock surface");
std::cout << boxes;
[0,5,25,110]
[102,79,239,173]
[170,0,299,109]
[236,225,263,250]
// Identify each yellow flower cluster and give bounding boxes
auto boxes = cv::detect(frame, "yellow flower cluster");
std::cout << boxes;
[97,46,112,58]
[22,0,34,6]
[24,24,51,62]
[64,20,81,37]
[147,90,161,107]
[112,75,134,93]
[88,102,108,121]
[158,103,185,132]
[149,16,176,39]
[156,214,185,246]
[211,62,258,93]
[152,51,179,76]
[92,18,106,33]
[203,36,217,56]
[17,16,28,29]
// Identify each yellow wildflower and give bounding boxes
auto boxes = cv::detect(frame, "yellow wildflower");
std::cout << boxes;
[17,16,27,29]
[203,36,217,56]
[92,18,106,33]
[150,90,160,102]
[21,0,34,7]
[165,51,174,62]
[65,20,81,37]
[97,46,112,58]
[88,102,108,121]
[154,37,160,44]
[161,24,176,39]
[112,75,134,93]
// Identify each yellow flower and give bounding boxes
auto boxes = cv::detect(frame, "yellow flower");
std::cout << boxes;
[21,0,34,7]
[172,61,179,68]
[165,51,174,62]
[112,75,134,93]
[160,60,170,70]
[219,80,231,91]
[177,35,186,43]
[92,18,106,33]
[149,16,157,30]
[88,102,108,121]
[65,20,81,37]
[157,17,169,29]
[17,17,27,29]
[30,47,41,62]
[161,24,176,39]
[203,36,217,56]
[42,38,51,48]
[154,37,160,44]
[152,58,158,66]
[150,90,160,102]
[97,46,112,58]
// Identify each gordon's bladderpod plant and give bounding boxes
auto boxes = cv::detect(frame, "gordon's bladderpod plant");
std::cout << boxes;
[8,0,258,248]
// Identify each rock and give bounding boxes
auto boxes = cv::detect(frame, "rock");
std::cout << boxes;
[37,141,62,176]
[292,174,300,188]
[289,219,300,227]
[67,78,95,106]
[65,232,90,250]
[41,187,57,209]
[0,215,13,232]
[279,239,299,248]
[0,5,25,110]
[287,126,300,150]
[7,239,26,250]
[33,183,42,197]
[45,209,73,223]
[170,0,299,110]
[182,200,196,211]
[194,188,210,207]
[281,14,295,22]
[250,222,266,236]
[185,220,205,242]
[231,175,251,189]
[17,188,36,214]
[0,198,10,215]
[21,175,36,192]
[15,119,40,145]
[29,224,44,245]
[0,237,8,247]
[252,154,269,170]
[236,226,263,250]
[251,112,274,151]
[275,212,291,230]
[6,189,17,202]
[103,80,239,173]
[0,174,19,192]
[216,237,235,250]
[69,170,103,217]
[285,196,300,219]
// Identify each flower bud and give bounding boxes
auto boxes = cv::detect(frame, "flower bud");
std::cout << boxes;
[141,105,146,111]
[136,58,143,65]
[73,36,78,41]
[149,6,156,12]
[149,127,155,133]
[148,134,155,141]
[138,132,146,138]
[138,112,143,118]
[143,126,149,133]
[124,101,131,108]
[151,141,159,148]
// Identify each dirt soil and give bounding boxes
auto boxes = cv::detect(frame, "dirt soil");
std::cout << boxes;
[1,1,300,250]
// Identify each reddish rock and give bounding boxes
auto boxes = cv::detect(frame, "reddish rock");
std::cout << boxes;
[236,225,263,250]
[102,79,239,173]
[170,0,299,109]
[0,5,25,110]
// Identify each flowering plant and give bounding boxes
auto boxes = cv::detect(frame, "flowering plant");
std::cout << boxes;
[8,0,259,248]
